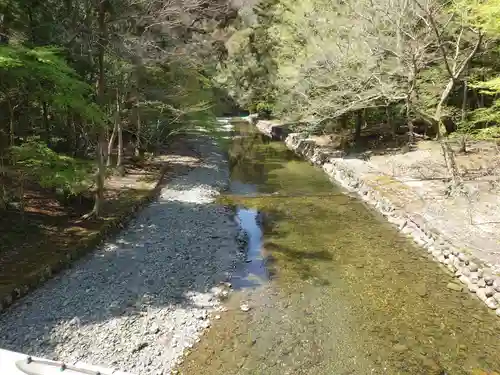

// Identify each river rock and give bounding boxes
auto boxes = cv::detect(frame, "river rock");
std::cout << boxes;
[461,268,470,277]
[476,288,488,302]
[415,285,428,297]
[485,287,495,298]
[459,275,470,286]
[485,297,498,310]
[447,282,463,292]
[484,275,494,286]
[458,253,468,262]
[469,272,480,284]
[493,292,500,303]
[432,250,442,259]
[393,343,408,352]
[477,279,486,288]
[149,323,160,335]
[240,303,251,312]
[468,284,478,293]
[468,263,479,272]
[493,278,500,292]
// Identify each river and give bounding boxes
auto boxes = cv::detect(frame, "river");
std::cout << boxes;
[176,121,500,375]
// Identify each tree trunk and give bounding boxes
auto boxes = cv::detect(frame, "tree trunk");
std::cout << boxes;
[117,119,124,175]
[42,101,50,145]
[68,113,77,156]
[406,96,414,145]
[461,79,468,123]
[435,79,460,183]
[107,90,122,167]
[89,0,107,219]
[134,103,141,157]
[7,99,14,146]
[459,79,468,154]
[387,106,396,139]
[435,79,454,137]
[131,60,142,157]
[107,122,117,167]
[117,92,124,174]
[0,11,10,44]
[354,110,363,144]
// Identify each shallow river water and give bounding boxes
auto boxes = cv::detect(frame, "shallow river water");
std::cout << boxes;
[176,122,500,375]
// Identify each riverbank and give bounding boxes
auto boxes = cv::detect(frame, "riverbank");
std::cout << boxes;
[0,133,242,375]
[256,120,500,317]
[0,136,202,312]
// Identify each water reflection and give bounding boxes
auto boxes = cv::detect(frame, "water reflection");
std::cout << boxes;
[230,207,269,290]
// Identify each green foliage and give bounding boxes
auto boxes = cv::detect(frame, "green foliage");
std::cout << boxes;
[0,45,105,124]
[255,102,274,119]
[11,140,93,194]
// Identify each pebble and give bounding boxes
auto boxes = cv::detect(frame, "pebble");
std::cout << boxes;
[468,263,479,272]
[149,323,160,335]
[458,275,470,286]
[484,275,494,286]
[468,284,478,293]
[493,292,500,303]
[493,279,500,292]
[240,303,251,312]
[393,343,408,352]
[485,287,495,298]
[458,253,468,262]
[477,279,486,288]
[485,297,498,309]
[415,285,428,297]
[476,288,488,302]
[0,134,242,375]
[447,282,463,292]
[432,250,442,259]
[469,272,480,284]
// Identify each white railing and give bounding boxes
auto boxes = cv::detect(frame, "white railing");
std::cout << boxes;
[0,349,132,375]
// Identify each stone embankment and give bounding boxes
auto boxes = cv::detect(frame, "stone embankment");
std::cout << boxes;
[255,119,500,318]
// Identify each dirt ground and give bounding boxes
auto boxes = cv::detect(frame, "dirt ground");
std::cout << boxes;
[309,131,500,273]
[0,138,200,306]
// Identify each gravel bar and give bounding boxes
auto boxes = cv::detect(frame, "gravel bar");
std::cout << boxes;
[0,135,241,375]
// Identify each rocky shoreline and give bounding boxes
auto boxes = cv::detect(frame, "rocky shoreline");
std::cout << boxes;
[255,120,500,318]
[0,133,244,375]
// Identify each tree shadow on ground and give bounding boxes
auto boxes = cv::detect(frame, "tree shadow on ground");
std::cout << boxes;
[0,162,239,369]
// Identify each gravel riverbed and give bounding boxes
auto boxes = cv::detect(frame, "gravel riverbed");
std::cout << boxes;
[0,135,242,375]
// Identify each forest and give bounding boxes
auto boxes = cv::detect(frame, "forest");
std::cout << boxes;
[1,0,500,285]
[0,0,247,217]
[2,0,500,218]
[221,0,500,184]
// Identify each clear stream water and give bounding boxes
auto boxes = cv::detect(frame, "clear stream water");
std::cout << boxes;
[176,122,500,375]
